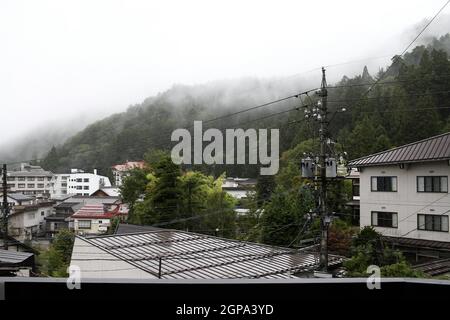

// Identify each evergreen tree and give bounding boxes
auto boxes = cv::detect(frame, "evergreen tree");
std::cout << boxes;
[152,155,182,226]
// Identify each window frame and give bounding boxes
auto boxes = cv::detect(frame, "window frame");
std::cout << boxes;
[417,176,448,193]
[371,211,398,228]
[371,176,398,192]
[417,214,449,232]
[78,220,92,229]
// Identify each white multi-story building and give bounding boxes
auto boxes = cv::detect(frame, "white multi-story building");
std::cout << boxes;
[52,169,112,198]
[348,132,450,260]
[6,163,54,197]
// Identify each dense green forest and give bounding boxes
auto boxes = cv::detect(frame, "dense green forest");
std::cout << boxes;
[42,34,450,178]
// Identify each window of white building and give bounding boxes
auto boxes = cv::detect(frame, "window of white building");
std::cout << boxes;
[417,176,448,193]
[371,211,398,228]
[418,214,449,232]
[371,177,397,192]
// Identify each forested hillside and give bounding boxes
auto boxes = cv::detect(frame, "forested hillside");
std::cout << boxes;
[42,34,450,177]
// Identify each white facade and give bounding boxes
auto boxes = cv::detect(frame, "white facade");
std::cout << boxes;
[7,163,53,197]
[359,160,450,243]
[8,204,54,240]
[52,169,111,198]
[51,174,70,197]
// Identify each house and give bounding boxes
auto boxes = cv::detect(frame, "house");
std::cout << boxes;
[7,200,55,241]
[52,169,112,198]
[44,202,83,236]
[70,225,345,279]
[7,193,35,206]
[111,161,145,186]
[5,163,53,197]
[71,204,126,236]
[348,132,450,262]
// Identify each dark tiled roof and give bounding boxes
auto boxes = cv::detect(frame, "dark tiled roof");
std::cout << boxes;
[413,258,450,276]
[73,230,345,279]
[383,236,450,251]
[348,132,450,167]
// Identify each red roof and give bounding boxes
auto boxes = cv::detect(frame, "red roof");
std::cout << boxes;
[111,161,145,172]
[71,204,122,219]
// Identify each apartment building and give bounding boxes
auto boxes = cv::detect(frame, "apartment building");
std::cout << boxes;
[348,133,450,260]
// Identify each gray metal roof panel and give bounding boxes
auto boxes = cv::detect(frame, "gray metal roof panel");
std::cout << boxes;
[0,249,34,264]
[77,230,344,279]
[348,132,450,167]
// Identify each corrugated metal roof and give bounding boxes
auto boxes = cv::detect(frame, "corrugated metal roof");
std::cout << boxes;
[348,132,450,167]
[74,230,344,279]
[0,249,34,264]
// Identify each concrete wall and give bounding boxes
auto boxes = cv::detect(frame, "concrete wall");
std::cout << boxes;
[360,160,450,242]
[70,237,156,279]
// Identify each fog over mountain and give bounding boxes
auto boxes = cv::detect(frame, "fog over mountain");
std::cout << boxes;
[1,0,449,163]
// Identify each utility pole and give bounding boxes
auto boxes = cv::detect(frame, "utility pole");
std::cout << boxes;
[317,67,329,272]
[2,164,9,250]
[300,68,343,274]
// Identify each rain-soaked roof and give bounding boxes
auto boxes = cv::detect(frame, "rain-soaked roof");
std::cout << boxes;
[76,229,344,279]
[348,132,450,167]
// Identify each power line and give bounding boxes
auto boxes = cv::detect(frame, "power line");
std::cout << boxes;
[399,0,450,58]
[400,208,450,238]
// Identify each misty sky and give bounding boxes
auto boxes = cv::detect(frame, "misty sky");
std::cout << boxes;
[1,0,449,143]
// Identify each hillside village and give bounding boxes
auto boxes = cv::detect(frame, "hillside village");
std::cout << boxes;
[2,35,450,280]
[1,1,450,305]
[2,130,450,280]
